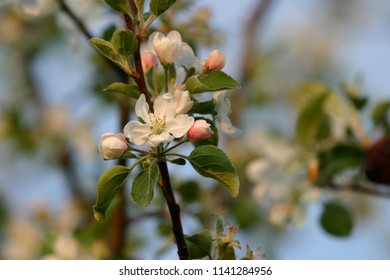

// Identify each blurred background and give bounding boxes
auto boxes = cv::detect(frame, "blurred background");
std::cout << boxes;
[1,0,390,259]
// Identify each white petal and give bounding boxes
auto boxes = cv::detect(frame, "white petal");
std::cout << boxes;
[176,42,195,68]
[219,116,242,137]
[167,30,182,44]
[153,32,181,65]
[147,132,174,147]
[146,31,159,55]
[216,95,232,117]
[154,94,176,121]
[123,121,150,145]
[166,115,194,138]
[246,159,270,182]
[173,90,193,114]
[135,95,150,123]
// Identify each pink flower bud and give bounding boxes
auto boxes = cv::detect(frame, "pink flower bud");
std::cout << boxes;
[98,133,128,160]
[188,120,213,142]
[203,49,226,72]
[141,51,158,71]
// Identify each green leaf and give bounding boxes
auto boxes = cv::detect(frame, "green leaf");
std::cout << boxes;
[186,71,240,94]
[89,37,123,66]
[131,162,159,207]
[104,0,131,15]
[372,101,390,130]
[93,165,131,222]
[150,0,176,16]
[295,91,329,145]
[189,100,216,115]
[320,201,353,237]
[188,145,239,197]
[111,29,138,56]
[316,142,364,186]
[104,82,140,99]
[185,231,212,259]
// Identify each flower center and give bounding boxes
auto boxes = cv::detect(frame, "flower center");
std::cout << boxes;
[150,115,166,135]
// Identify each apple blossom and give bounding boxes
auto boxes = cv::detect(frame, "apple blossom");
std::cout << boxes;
[98,133,128,160]
[213,91,241,137]
[188,119,213,142]
[203,49,226,72]
[151,30,182,66]
[124,94,194,147]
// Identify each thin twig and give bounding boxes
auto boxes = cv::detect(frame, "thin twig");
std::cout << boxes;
[58,0,127,80]
[327,181,390,200]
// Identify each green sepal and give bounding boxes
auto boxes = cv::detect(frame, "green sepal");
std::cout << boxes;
[111,29,138,56]
[185,231,212,260]
[169,158,186,166]
[104,0,131,15]
[104,82,141,99]
[185,71,240,94]
[131,161,160,207]
[93,165,131,222]
[150,0,176,16]
[188,145,239,197]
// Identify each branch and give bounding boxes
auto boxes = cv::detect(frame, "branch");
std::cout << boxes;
[240,0,274,80]
[58,0,127,81]
[157,161,188,260]
[327,181,390,200]
[123,14,154,111]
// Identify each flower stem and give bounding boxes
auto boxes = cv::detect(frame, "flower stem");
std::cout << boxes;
[157,160,189,260]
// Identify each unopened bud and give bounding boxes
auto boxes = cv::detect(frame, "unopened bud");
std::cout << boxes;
[98,133,128,160]
[152,30,182,66]
[141,50,158,71]
[188,120,213,142]
[203,49,226,73]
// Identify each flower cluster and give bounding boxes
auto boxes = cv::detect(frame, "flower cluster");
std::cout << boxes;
[98,30,240,158]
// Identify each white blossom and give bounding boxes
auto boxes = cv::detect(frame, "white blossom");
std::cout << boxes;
[124,94,194,147]
[150,30,182,66]
[213,91,241,137]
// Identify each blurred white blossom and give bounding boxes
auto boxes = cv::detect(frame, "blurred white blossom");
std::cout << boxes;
[246,130,320,228]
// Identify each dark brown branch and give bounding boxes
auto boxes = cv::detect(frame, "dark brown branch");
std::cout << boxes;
[157,161,188,260]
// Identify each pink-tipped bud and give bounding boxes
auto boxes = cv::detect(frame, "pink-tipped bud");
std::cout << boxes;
[98,133,128,160]
[188,120,213,142]
[141,51,158,71]
[203,49,226,72]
